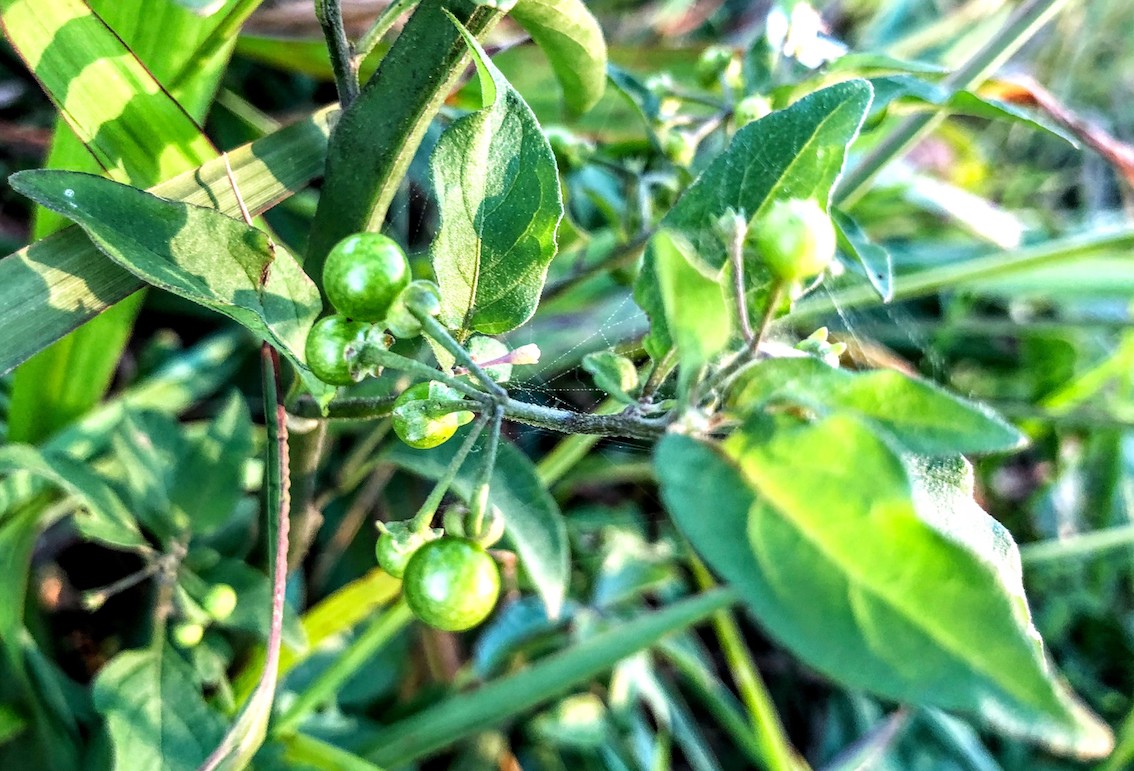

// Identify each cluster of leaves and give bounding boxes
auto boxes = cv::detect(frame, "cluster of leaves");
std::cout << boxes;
[1,0,1134,769]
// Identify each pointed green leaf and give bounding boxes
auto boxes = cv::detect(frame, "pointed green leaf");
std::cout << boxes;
[432,18,564,335]
[833,209,893,302]
[387,425,569,618]
[9,170,328,398]
[663,80,873,273]
[655,420,1113,759]
[0,445,143,549]
[634,81,872,361]
[652,229,732,396]
[92,647,226,771]
[582,351,640,404]
[172,392,253,535]
[510,0,607,115]
[729,356,1025,455]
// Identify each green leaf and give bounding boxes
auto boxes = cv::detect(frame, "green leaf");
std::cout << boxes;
[111,411,184,541]
[171,392,253,535]
[361,589,735,764]
[662,80,873,273]
[92,647,226,771]
[9,171,328,399]
[729,356,1025,455]
[509,0,608,115]
[387,425,569,618]
[651,229,731,397]
[832,209,892,302]
[0,107,333,378]
[582,351,640,404]
[0,445,143,549]
[655,421,1113,759]
[431,17,564,335]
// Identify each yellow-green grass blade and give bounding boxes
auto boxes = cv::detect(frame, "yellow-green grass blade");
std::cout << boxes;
[5,0,262,440]
[0,108,335,378]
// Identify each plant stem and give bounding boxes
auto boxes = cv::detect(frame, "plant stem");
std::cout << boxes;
[416,312,508,400]
[358,344,488,402]
[1020,524,1134,567]
[469,405,503,534]
[689,557,803,771]
[314,0,360,108]
[274,601,414,736]
[657,640,768,768]
[835,0,1073,207]
[502,397,669,440]
[353,0,422,67]
[410,415,489,531]
[727,212,755,345]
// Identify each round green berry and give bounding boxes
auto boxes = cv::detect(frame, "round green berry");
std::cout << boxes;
[305,315,368,386]
[402,538,501,632]
[750,198,836,282]
[323,233,410,322]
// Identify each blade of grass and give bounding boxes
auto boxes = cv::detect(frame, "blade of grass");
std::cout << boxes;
[0,108,334,377]
[361,588,738,765]
[836,0,1073,206]
[3,0,263,440]
[788,228,1134,323]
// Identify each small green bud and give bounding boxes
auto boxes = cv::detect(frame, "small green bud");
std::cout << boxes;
[734,94,772,127]
[202,584,238,622]
[661,130,698,167]
[443,506,506,548]
[172,622,205,648]
[750,198,836,282]
[696,46,735,87]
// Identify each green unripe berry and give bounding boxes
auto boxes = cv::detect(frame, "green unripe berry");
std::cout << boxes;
[661,130,698,167]
[202,584,238,622]
[392,382,475,450]
[402,538,501,631]
[734,94,772,127]
[323,233,411,322]
[385,280,442,339]
[172,622,205,648]
[305,315,369,386]
[750,198,836,282]
[696,46,735,87]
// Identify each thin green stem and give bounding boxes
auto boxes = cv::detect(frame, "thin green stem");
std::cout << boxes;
[835,0,1073,207]
[689,557,803,771]
[410,415,489,531]
[274,601,414,736]
[283,733,385,771]
[353,0,422,66]
[357,343,488,402]
[1021,524,1134,567]
[657,641,767,768]
[415,312,508,400]
[727,213,755,345]
[469,405,503,534]
[314,0,360,108]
